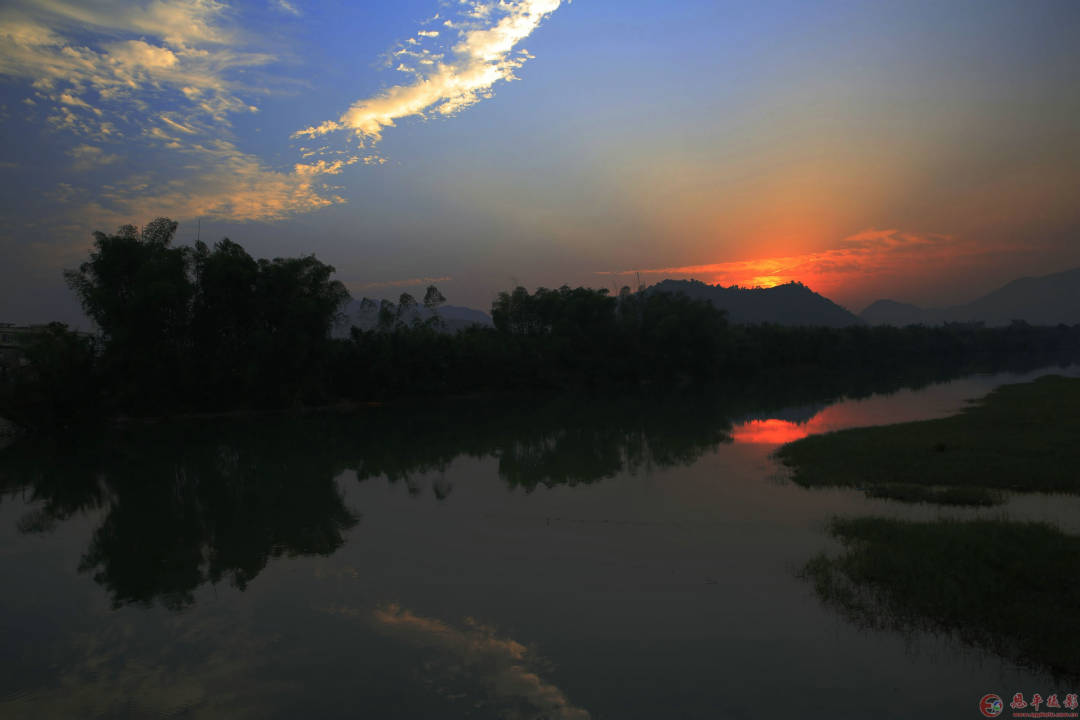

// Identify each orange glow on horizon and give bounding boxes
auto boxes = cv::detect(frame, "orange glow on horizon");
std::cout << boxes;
[598,228,1023,304]
[750,275,784,289]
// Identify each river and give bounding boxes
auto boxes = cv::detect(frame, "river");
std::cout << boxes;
[1,366,1076,718]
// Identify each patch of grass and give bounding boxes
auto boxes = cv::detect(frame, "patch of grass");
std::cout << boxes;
[862,483,1001,506]
[777,375,1080,503]
[805,517,1080,678]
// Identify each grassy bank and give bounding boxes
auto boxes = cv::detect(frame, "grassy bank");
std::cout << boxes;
[805,517,1080,678]
[777,375,1080,505]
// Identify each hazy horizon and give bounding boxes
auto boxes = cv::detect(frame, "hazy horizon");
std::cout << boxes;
[2,0,1079,327]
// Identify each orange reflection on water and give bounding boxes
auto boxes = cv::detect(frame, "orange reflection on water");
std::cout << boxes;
[731,418,814,444]
[731,401,891,445]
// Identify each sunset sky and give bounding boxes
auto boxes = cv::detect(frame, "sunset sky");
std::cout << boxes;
[1,0,1078,325]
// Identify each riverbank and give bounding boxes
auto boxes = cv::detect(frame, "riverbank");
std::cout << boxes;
[777,374,1080,505]
[787,375,1080,676]
[804,517,1080,678]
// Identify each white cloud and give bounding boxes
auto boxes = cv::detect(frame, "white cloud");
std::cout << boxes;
[0,1,341,224]
[58,92,100,113]
[68,144,121,171]
[1,0,562,226]
[106,39,180,72]
[23,0,233,47]
[293,157,360,177]
[0,4,268,130]
[81,139,344,224]
[273,0,301,16]
[295,0,564,145]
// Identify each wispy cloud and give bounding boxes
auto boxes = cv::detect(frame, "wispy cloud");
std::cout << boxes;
[323,603,591,720]
[0,1,352,224]
[81,139,344,224]
[0,3,265,129]
[295,0,564,147]
[0,1,565,225]
[273,0,301,16]
[0,1,564,226]
[68,144,121,171]
[22,0,233,46]
[293,157,360,177]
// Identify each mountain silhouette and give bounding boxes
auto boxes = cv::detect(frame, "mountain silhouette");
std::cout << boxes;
[650,279,861,327]
[335,299,493,336]
[861,267,1080,326]
[859,299,930,326]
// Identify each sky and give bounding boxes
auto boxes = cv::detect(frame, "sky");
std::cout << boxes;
[1,0,1078,326]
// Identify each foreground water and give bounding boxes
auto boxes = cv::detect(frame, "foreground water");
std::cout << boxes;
[1,366,1078,719]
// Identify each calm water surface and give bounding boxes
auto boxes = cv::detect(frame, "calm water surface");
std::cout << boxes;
[1,367,1077,719]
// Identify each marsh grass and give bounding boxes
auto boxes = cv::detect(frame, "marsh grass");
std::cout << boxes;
[777,375,1080,505]
[804,517,1080,678]
[861,483,1001,506]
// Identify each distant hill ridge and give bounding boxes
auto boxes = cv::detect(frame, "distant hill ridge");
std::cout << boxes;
[650,279,861,327]
[334,299,493,337]
[861,267,1080,327]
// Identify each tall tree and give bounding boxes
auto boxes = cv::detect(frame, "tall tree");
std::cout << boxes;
[250,255,349,403]
[190,238,260,404]
[423,285,447,330]
[64,218,192,408]
[397,292,418,328]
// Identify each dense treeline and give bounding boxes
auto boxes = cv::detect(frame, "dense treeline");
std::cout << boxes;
[350,285,1080,400]
[63,218,349,411]
[2,217,1080,428]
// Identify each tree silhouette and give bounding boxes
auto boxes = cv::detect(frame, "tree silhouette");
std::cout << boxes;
[64,218,192,409]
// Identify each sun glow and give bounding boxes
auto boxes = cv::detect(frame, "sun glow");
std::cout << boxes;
[597,228,1025,304]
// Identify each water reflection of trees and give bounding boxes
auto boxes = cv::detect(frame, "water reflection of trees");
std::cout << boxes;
[0,419,360,610]
[1,359,1072,610]
[0,393,738,610]
[350,394,735,494]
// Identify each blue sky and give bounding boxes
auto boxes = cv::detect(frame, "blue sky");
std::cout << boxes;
[1,0,1079,325]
